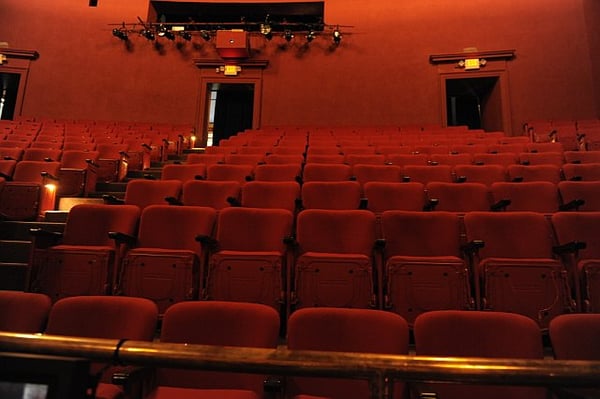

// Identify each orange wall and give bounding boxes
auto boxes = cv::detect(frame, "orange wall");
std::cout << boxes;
[0,0,598,135]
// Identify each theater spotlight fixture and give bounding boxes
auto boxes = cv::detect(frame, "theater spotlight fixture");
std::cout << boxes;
[164,30,176,40]
[260,24,273,40]
[157,24,167,37]
[142,29,155,41]
[200,30,212,41]
[284,30,294,42]
[332,27,342,45]
[306,29,316,43]
[180,31,192,41]
[112,28,128,41]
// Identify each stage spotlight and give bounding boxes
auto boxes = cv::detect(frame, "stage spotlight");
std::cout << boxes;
[164,31,175,40]
[200,30,211,41]
[181,31,192,41]
[333,28,342,45]
[260,24,273,40]
[112,28,128,41]
[142,29,155,41]
[284,30,294,42]
[306,30,316,43]
[157,24,167,37]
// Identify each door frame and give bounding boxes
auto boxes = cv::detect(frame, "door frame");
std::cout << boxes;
[0,48,39,119]
[440,70,512,134]
[194,60,268,147]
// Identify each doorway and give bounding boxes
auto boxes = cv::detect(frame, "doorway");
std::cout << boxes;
[445,76,504,132]
[206,83,254,146]
[0,73,21,120]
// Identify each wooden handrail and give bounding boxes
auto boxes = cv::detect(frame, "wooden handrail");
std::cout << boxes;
[1,332,599,399]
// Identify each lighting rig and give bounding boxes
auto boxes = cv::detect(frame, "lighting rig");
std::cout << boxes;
[111,16,348,48]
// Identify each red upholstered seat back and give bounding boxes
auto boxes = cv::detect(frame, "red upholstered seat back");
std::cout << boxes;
[62,204,140,246]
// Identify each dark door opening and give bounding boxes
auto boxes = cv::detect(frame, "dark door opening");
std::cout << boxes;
[0,73,21,120]
[210,83,254,145]
[446,76,502,131]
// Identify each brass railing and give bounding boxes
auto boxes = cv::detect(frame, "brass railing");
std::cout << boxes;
[0,332,599,399]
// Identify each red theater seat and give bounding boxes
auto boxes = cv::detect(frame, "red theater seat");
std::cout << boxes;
[381,211,473,325]
[30,204,140,301]
[286,308,409,399]
[146,301,279,399]
[0,291,51,333]
[116,205,217,314]
[292,209,378,309]
[463,211,574,329]
[414,310,546,399]
[202,207,294,311]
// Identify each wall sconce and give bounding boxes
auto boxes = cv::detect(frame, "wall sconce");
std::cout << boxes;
[457,58,487,70]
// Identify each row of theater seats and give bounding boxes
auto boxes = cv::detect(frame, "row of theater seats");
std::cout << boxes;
[103,178,600,216]
[2,291,600,399]
[27,201,600,330]
[526,118,600,151]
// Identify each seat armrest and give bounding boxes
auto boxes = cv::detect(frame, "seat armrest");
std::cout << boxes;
[196,234,219,251]
[553,241,587,255]
[165,196,183,206]
[108,231,137,247]
[461,240,485,255]
[423,198,439,212]
[490,199,511,212]
[559,199,585,211]
[102,194,125,205]
[30,228,63,248]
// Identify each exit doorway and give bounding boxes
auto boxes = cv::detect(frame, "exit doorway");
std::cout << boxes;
[206,83,254,146]
[0,73,21,120]
[444,75,505,132]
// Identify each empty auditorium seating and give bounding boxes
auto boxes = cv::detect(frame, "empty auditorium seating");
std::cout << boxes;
[518,151,565,167]
[463,211,574,328]
[201,207,294,311]
[22,148,62,162]
[386,153,429,166]
[104,179,182,210]
[95,143,129,183]
[116,205,217,314]
[0,160,60,220]
[558,181,600,211]
[472,152,519,166]
[179,180,241,209]
[45,296,158,399]
[402,164,454,184]
[429,153,473,166]
[490,181,561,213]
[564,150,600,164]
[58,150,99,197]
[146,301,279,399]
[161,163,206,182]
[363,181,427,212]
[549,313,600,360]
[206,164,254,183]
[351,164,402,187]
[506,164,562,183]
[413,310,546,399]
[286,307,409,399]
[453,164,507,186]
[381,211,473,325]
[562,163,600,181]
[301,181,365,210]
[425,182,492,212]
[0,291,51,333]
[292,209,378,309]
[302,163,352,182]
[0,159,17,179]
[30,204,140,301]
[551,212,600,312]
[186,153,225,165]
[253,163,302,181]
[240,181,300,213]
